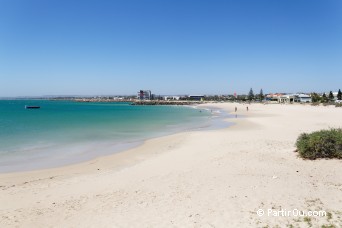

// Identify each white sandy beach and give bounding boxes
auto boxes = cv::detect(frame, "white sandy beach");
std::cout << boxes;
[1,103,342,227]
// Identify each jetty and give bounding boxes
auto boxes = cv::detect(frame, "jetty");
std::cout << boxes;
[130,100,199,105]
[63,98,201,105]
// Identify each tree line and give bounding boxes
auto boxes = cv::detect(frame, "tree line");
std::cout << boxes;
[247,88,342,103]
[176,88,342,102]
[311,89,342,103]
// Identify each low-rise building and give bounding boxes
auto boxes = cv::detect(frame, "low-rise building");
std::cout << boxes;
[189,95,204,101]
[266,93,284,102]
[294,94,311,103]
[266,93,312,103]
[164,96,180,101]
[278,94,294,103]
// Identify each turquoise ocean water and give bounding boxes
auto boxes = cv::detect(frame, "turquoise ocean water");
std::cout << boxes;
[0,100,214,172]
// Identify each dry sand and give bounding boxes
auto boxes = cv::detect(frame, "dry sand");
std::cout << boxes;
[1,103,342,227]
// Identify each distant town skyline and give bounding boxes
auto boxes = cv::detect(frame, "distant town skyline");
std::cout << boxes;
[1,0,341,97]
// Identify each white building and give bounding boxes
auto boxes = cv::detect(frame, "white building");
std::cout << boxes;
[164,96,180,101]
[278,94,294,103]
[294,94,311,103]
[333,92,338,101]
[271,93,312,103]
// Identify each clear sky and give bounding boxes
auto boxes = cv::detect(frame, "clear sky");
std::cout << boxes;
[0,0,341,96]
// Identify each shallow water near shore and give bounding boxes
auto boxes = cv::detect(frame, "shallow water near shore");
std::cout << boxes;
[0,100,231,172]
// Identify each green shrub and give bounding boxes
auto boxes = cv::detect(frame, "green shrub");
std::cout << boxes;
[322,102,334,106]
[296,129,342,159]
[336,103,342,108]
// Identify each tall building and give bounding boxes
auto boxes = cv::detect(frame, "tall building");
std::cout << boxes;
[138,90,152,100]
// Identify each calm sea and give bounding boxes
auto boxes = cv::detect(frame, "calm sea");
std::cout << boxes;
[0,100,213,172]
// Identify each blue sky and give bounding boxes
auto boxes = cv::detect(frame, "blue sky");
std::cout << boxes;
[0,0,341,96]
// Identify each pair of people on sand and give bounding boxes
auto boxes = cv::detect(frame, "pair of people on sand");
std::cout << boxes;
[235,106,248,112]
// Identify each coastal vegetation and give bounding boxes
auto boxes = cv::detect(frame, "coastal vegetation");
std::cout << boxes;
[338,89,342,100]
[296,129,342,160]
[248,88,255,101]
[311,93,321,103]
[311,90,342,105]
[258,89,265,101]
[329,91,335,102]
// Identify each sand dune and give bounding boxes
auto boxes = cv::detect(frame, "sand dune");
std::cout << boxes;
[1,103,342,227]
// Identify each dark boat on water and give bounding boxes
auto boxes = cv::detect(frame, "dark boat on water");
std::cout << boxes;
[25,105,40,109]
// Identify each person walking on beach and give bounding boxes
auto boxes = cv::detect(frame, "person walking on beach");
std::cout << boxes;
[246,106,249,111]
[235,107,237,112]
